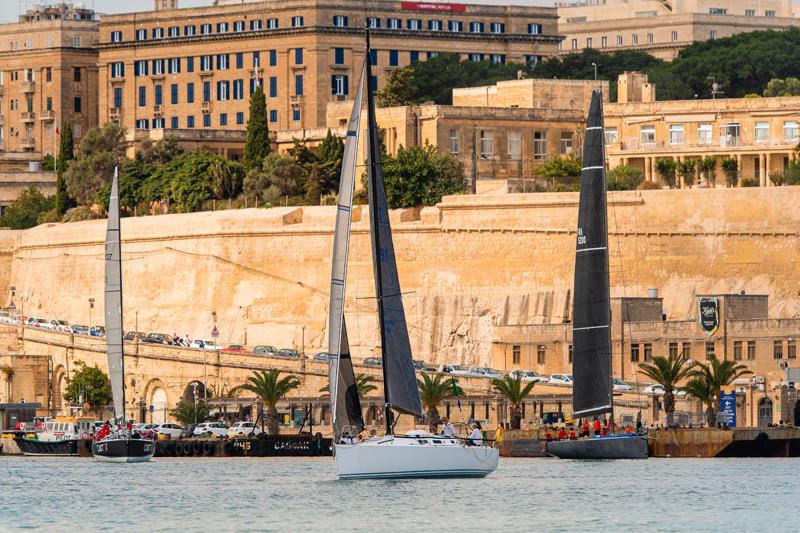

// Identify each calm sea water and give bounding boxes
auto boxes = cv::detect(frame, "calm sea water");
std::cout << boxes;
[0,456,796,532]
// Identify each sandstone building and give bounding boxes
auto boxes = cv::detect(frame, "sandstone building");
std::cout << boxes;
[557,0,800,60]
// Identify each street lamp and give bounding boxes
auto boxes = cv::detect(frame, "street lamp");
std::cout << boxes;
[191,382,199,424]
[209,311,219,402]
[591,62,598,81]
[88,298,95,328]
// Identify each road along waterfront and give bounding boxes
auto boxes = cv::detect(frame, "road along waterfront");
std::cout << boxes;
[0,456,796,532]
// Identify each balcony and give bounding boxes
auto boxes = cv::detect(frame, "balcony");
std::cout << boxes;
[201,101,212,113]
[21,112,35,123]
[153,105,163,117]
[21,137,36,149]
[39,110,54,121]
[289,95,303,105]
[21,81,35,93]
[109,107,122,120]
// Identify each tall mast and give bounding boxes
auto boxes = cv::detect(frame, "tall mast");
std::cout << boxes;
[105,167,126,425]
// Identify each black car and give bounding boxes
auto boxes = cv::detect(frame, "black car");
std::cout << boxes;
[277,348,300,359]
[124,331,147,341]
[363,357,383,367]
[144,333,172,345]
[314,352,334,361]
[254,345,278,356]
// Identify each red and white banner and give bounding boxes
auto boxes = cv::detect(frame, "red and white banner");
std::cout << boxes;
[400,2,466,13]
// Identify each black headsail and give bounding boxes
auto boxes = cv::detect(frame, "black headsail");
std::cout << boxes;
[365,30,423,429]
[572,90,613,419]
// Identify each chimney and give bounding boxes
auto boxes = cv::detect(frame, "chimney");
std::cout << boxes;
[154,0,178,10]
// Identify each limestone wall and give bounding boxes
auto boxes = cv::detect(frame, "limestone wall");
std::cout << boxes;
[4,187,800,367]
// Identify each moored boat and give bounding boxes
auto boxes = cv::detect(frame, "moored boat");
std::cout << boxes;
[15,416,95,456]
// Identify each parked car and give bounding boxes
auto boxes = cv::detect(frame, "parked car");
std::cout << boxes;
[193,422,229,438]
[313,352,334,361]
[0,314,17,325]
[132,423,159,434]
[227,421,263,437]
[180,424,199,439]
[124,331,147,341]
[44,319,69,331]
[549,374,574,386]
[613,378,633,393]
[508,369,548,382]
[144,333,172,345]
[643,384,686,397]
[363,357,383,367]
[254,345,278,356]
[437,364,472,376]
[190,339,222,350]
[90,326,106,337]
[277,348,301,359]
[224,345,249,353]
[155,423,183,439]
[468,367,504,379]
[25,317,46,328]
[413,360,428,371]
[70,324,90,336]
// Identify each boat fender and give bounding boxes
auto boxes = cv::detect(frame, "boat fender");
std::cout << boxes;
[223,442,233,455]
[192,441,202,455]
[315,432,323,450]
[202,441,213,455]
[81,431,90,440]
[166,442,175,456]
[182,442,192,456]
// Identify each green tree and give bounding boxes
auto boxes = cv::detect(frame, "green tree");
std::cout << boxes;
[136,138,183,165]
[320,373,378,397]
[491,374,536,430]
[95,159,154,212]
[244,153,307,200]
[638,353,696,427]
[684,355,752,427]
[377,67,417,107]
[55,122,75,215]
[769,171,786,186]
[417,373,456,432]
[655,158,678,188]
[209,159,244,200]
[169,400,211,426]
[63,360,112,417]
[241,369,301,435]
[721,158,739,187]
[63,123,126,205]
[763,77,800,96]
[698,156,718,187]
[677,159,696,187]
[41,154,55,171]
[244,85,270,169]
[534,155,582,191]
[168,152,230,212]
[784,161,800,185]
[0,188,55,229]
[607,164,645,191]
[381,144,465,208]
[317,130,345,193]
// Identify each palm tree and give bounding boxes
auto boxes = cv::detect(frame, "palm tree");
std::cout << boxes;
[319,373,379,397]
[241,369,301,435]
[417,373,456,432]
[685,355,752,427]
[207,383,241,421]
[638,353,696,427]
[491,374,536,430]
[169,400,211,426]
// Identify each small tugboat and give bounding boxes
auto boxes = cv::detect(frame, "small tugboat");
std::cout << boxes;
[91,170,155,463]
[15,416,95,456]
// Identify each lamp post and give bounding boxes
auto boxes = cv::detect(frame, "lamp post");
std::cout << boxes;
[591,62,598,81]
[191,382,199,424]
[210,311,219,402]
[88,298,95,328]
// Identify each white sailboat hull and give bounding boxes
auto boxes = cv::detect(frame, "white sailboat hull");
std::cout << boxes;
[335,435,499,479]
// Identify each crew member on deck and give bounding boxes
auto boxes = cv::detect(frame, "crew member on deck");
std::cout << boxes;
[557,427,567,440]
[441,417,456,438]
[593,419,601,436]
[581,420,590,437]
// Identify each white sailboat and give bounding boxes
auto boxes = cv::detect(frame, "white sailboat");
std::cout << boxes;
[328,31,499,479]
[92,169,155,463]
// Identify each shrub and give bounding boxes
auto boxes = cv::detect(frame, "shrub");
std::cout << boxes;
[607,165,644,191]
[741,177,759,187]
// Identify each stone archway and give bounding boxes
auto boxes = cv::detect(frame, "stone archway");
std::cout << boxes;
[151,388,167,424]
[758,397,773,427]
[182,381,207,403]
[52,365,68,415]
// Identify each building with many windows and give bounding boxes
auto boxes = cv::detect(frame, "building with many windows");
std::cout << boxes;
[0,3,99,156]
[95,0,562,153]
[557,0,799,59]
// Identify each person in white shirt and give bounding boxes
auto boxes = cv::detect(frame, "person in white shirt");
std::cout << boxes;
[441,417,456,438]
[468,422,483,446]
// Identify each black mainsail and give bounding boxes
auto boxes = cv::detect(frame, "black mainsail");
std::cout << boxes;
[105,168,126,423]
[328,65,366,440]
[571,90,613,419]
[365,31,423,425]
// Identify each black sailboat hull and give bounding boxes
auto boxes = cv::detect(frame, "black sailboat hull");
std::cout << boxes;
[15,438,79,456]
[546,435,648,459]
[92,438,155,463]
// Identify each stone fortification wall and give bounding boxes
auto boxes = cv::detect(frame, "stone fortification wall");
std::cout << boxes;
[2,187,800,367]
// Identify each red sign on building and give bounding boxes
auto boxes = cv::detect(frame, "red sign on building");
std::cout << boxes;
[400,2,467,13]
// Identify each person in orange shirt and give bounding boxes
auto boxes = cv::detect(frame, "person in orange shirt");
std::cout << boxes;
[557,427,567,440]
[593,419,601,436]
[568,428,576,440]
[544,430,553,442]
[581,420,590,437]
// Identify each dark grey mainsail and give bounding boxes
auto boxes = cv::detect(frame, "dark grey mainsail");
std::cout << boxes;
[329,65,366,439]
[105,168,126,423]
[365,31,423,420]
[572,90,613,419]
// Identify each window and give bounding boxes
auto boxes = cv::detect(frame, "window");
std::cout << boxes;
[697,123,712,145]
[388,18,402,29]
[334,48,345,64]
[171,116,178,129]
[187,116,195,128]
[250,20,263,31]
[568,345,573,364]
[708,30,717,40]
[185,25,196,36]
[469,21,484,33]
[217,22,229,33]
[150,59,164,76]
[632,34,639,45]
[269,77,277,97]
[705,341,715,359]
[266,18,278,29]
[468,53,484,62]
[187,83,195,103]
[789,339,797,359]
[111,31,122,42]
[369,49,378,65]
[72,67,81,82]
[269,110,277,123]
[111,62,125,79]
[154,84,163,105]
[331,75,349,96]
[295,75,303,95]
[407,19,421,30]
[203,81,211,102]
[784,121,798,142]
[217,54,229,70]
[113,87,123,108]
[528,23,542,34]
[490,54,505,64]
[733,341,743,361]
[504,131,522,160]
[669,124,684,145]
[203,114,211,128]
[616,35,623,46]
[165,26,178,38]
[295,48,303,65]
[138,86,146,107]
[449,128,459,154]
[745,9,755,17]
[333,15,348,27]
[171,84,179,105]
[234,21,244,32]
[586,37,592,48]
[601,36,607,48]
[671,31,678,42]
[236,53,243,69]
[752,121,769,143]
[220,113,227,126]
[525,55,542,65]
[774,341,783,359]
[682,342,691,359]
[630,343,640,362]
[429,20,442,31]
[747,340,756,360]
[187,57,194,73]
[669,342,678,359]
[537,345,545,365]
[169,58,181,74]
[644,343,652,362]
[201,23,211,35]
[253,52,261,68]
[152,27,163,39]
[292,16,304,27]
[292,107,301,121]
[233,79,244,100]
[45,68,52,82]
[647,33,653,44]
[153,118,165,129]
[136,119,149,129]
[490,22,504,33]
[389,50,398,66]
[236,112,244,125]
[269,50,277,66]
[709,7,727,15]
[766,10,776,17]
[479,130,494,158]
[448,20,462,32]
[571,38,578,50]
[533,131,547,159]
[512,345,520,365]
[560,132,573,154]
[136,29,146,41]
[201,56,213,72]
[640,125,656,146]
[604,127,618,145]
